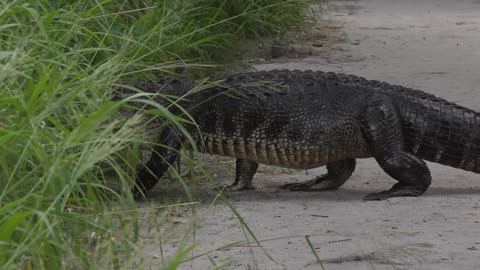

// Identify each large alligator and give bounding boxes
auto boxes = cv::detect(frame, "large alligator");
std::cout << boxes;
[116,69,480,200]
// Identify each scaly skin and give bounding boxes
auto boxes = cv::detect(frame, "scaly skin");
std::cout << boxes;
[115,69,480,200]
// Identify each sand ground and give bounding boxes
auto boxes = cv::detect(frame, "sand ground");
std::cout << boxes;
[142,1,480,269]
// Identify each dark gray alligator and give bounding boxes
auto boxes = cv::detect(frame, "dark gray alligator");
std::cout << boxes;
[116,69,480,200]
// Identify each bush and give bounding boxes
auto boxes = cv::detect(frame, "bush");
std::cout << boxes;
[0,0,315,268]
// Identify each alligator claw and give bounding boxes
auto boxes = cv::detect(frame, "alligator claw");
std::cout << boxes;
[363,184,427,200]
[279,181,313,191]
[214,183,255,192]
[227,183,256,191]
[363,191,392,200]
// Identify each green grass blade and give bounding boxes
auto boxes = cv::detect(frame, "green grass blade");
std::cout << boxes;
[305,235,326,270]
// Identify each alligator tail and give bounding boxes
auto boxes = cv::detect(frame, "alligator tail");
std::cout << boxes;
[394,90,480,173]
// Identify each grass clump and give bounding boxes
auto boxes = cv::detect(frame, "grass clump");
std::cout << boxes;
[0,0,316,268]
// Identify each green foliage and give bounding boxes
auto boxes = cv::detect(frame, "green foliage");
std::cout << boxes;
[0,0,315,268]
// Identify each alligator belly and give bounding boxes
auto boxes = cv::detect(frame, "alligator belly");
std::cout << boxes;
[197,134,371,169]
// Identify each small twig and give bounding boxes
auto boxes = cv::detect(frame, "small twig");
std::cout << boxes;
[328,238,352,244]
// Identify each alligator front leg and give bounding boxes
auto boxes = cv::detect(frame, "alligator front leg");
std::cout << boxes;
[279,159,356,191]
[361,98,432,200]
[228,159,259,191]
[133,127,183,199]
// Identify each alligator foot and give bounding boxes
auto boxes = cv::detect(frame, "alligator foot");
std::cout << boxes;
[226,182,256,191]
[279,175,340,191]
[363,183,427,200]
[279,180,316,191]
[279,159,356,192]
[225,159,258,192]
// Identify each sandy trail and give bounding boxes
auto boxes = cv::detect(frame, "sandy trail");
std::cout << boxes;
[145,1,480,269]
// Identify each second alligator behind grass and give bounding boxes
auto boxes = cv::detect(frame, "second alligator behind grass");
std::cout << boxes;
[116,69,480,200]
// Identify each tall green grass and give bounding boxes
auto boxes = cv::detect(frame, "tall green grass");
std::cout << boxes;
[0,0,316,268]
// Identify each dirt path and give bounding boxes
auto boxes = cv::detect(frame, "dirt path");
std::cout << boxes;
[147,1,480,269]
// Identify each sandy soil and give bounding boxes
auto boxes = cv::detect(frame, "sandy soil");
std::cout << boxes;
[142,1,480,269]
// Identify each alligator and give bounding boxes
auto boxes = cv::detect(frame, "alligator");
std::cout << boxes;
[115,69,480,200]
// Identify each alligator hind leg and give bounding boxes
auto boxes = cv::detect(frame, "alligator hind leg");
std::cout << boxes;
[228,159,259,191]
[279,159,356,191]
[361,99,432,200]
